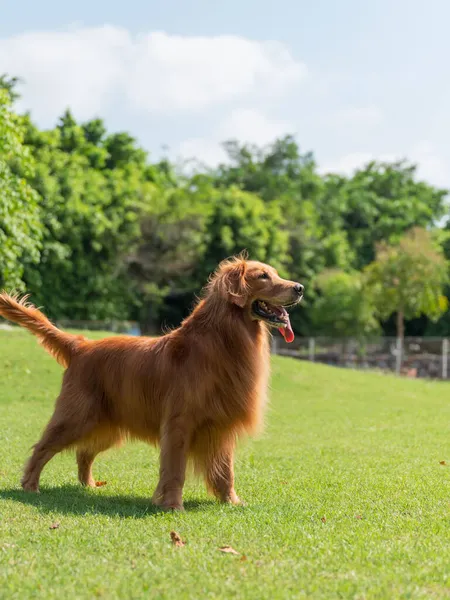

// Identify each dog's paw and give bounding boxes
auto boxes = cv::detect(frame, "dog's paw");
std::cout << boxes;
[227,498,245,507]
[80,478,107,488]
[152,495,184,511]
[21,480,39,493]
[221,491,244,506]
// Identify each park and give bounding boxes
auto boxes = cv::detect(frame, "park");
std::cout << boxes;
[2,2,450,598]
[1,328,450,598]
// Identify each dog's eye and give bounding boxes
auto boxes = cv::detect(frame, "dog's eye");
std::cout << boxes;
[258,272,270,280]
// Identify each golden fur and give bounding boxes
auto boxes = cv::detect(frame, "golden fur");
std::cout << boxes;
[0,257,301,510]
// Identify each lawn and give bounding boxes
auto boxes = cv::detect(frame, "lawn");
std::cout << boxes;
[1,329,450,599]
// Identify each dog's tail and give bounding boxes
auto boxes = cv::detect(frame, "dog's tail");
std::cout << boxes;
[0,292,84,368]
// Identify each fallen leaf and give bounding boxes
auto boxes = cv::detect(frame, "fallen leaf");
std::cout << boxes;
[49,522,60,530]
[95,481,107,487]
[321,516,327,523]
[440,461,447,466]
[219,546,239,555]
[170,531,185,547]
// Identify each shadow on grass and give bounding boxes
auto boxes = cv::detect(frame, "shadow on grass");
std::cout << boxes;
[0,485,218,518]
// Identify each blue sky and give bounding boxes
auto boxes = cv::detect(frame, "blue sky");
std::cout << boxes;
[2,0,450,187]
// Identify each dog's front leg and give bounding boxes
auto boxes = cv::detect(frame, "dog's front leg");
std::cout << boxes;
[152,415,191,511]
[206,442,242,505]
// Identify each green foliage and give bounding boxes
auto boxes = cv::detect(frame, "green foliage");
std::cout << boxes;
[217,136,326,281]
[332,161,447,269]
[0,90,41,290]
[0,74,22,102]
[311,269,379,338]
[19,113,151,319]
[365,228,449,338]
[128,181,290,329]
[126,184,211,329]
[200,185,289,277]
[425,228,450,335]
[1,79,449,335]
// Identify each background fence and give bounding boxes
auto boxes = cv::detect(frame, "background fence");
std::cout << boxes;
[272,336,450,380]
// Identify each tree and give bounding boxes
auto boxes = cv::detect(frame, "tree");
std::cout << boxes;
[212,136,339,334]
[334,161,448,269]
[104,132,147,170]
[126,184,211,331]
[365,228,448,339]
[310,270,379,338]
[15,109,180,324]
[200,185,289,280]
[217,136,319,203]
[127,181,290,331]
[3,77,449,337]
[19,112,154,320]
[215,138,326,283]
[0,89,41,290]
[0,74,22,102]
[425,229,450,335]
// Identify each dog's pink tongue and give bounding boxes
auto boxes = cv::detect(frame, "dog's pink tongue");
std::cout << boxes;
[278,315,294,343]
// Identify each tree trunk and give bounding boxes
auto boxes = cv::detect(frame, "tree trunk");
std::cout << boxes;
[396,308,405,341]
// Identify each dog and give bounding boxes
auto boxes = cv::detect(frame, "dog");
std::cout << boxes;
[0,256,303,510]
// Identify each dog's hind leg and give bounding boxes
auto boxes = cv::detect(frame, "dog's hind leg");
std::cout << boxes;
[21,392,100,492]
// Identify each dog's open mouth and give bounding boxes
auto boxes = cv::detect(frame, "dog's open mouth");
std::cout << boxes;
[251,300,299,343]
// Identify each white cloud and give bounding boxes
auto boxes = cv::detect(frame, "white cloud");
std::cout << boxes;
[5,24,445,190]
[330,105,383,127]
[1,26,128,121]
[319,143,449,189]
[0,26,306,122]
[411,142,449,189]
[177,108,292,166]
[318,152,397,176]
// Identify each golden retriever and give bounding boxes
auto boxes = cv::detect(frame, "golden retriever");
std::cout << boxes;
[0,256,303,510]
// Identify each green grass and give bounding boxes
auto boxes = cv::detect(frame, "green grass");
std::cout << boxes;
[1,329,450,599]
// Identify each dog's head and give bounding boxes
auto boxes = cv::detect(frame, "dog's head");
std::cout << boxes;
[208,255,303,343]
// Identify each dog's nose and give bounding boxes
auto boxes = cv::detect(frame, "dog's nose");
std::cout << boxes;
[294,283,304,296]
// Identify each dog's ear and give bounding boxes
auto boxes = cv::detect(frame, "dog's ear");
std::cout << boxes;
[216,260,248,307]
[226,262,248,307]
